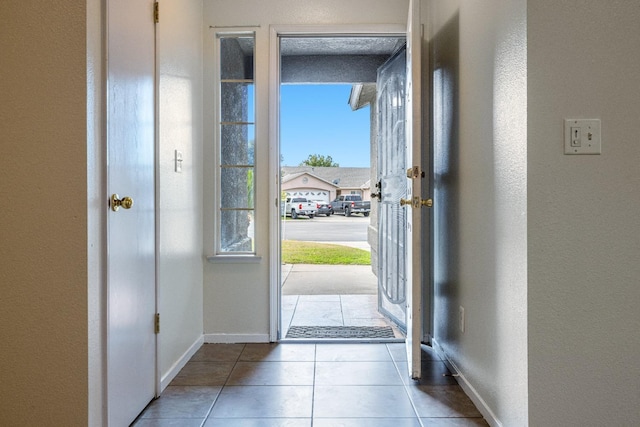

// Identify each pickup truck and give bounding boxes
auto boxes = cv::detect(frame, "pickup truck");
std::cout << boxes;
[330,195,371,217]
[284,197,317,219]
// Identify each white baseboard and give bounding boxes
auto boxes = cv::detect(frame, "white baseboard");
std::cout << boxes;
[160,335,204,391]
[431,338,502,427]
[204,333,270,343]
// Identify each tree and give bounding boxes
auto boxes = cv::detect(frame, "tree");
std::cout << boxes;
[299,154,339,167]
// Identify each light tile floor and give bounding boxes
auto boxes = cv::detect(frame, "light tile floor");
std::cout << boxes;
[133,343,488,426]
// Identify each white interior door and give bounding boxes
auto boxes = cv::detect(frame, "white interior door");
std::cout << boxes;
[106,0,157,425]
[376,0,423,379]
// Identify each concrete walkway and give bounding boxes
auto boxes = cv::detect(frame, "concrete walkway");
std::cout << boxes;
[282,264,376,295]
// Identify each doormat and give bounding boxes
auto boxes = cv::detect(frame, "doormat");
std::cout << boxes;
[286,326,395,339]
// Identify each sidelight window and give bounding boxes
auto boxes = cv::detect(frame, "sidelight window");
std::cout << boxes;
[216,33,255,253]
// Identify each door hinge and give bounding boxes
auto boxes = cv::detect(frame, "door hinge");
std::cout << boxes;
[154,313,160,334]
[406,166,425,179]
[153,2,159,24]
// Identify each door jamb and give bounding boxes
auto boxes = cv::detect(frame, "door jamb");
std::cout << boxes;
[268,24,406,341]
[153,5,161,398]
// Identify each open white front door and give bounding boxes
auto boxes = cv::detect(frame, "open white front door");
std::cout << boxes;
[404,0,423,380]
[376,0,423,379]
[376,48,410,336]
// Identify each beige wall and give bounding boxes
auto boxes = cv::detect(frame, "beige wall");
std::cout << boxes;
[157,0,205,388]
[283,175,336,201]
[0,1,89,425]
[528,1,640,425]
[429,0,528,425]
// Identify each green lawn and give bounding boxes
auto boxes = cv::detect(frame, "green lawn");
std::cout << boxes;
[281,240,371,265]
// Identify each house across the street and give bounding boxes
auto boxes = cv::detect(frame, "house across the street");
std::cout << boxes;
[281,166,371,203]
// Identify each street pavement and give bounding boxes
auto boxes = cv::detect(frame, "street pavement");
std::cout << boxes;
[282,214,370,242]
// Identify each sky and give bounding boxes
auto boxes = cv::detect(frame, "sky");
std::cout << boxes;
[280,84,371,168]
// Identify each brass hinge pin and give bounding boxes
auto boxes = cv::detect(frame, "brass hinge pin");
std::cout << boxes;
[155,313,160,334]
[154,2,159,24]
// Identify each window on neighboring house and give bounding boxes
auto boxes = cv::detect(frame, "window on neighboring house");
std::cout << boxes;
[216,33,255,253]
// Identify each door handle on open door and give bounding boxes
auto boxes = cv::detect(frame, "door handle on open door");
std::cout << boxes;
[371,179,382,202]
[400,198,413,206]
[111,194,134,212]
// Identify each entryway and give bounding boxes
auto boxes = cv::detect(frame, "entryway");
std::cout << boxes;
[275,34,407,342]
[268,1,429,381]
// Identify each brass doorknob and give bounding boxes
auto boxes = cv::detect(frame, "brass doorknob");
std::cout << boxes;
[111,194,134,212]
[400,197,433,208]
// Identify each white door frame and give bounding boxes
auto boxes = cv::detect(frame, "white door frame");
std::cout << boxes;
[268,24,406,341]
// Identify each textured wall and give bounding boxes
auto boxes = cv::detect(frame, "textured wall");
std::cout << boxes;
[528,1,640,424]
[429,0,528,425]
[282,55,388,83]
[0,0,89,424]
[157,0,205,386]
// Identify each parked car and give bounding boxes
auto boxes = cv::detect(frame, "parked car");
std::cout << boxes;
[284,197,317,219]
[330,194,371,217]
[313,201,333,216]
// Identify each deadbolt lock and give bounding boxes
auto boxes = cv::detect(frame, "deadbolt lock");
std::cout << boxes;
[371,180,382,202]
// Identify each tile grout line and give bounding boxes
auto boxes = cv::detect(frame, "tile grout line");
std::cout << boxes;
[200,343,246,425]
[310,343,317,427]
[387,343,425,427]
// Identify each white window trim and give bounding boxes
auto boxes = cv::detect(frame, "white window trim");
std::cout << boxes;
[212,30,258,257]
[206,255,262,263]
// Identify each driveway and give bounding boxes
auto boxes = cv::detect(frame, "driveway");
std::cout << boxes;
[281,215,369,242]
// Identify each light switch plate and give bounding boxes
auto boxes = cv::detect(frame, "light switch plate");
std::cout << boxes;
[564,119,601,155]
[175,150,183,173]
